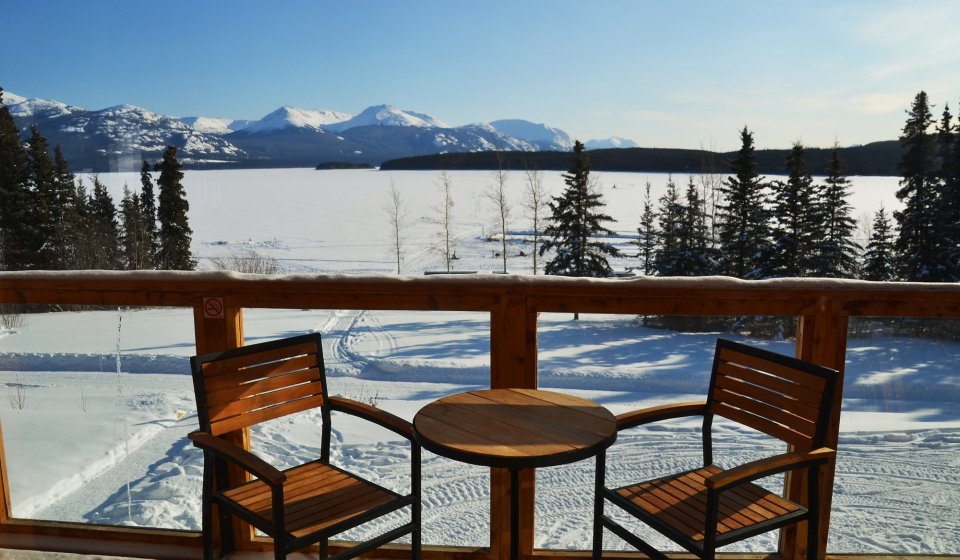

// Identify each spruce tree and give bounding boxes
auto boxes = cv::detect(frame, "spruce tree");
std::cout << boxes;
[120,185,153,269]
[541,141,621,277]
[653,176,684,276]
[862,206,897,281]
[935,103,960,279]
[156,146,195,270]
[761,142,817,278]
[71,179,97,269]
[49,145,81,269]
[894,91,944,281]
[88,175,122,269]
[716,127,770,278]
[22,125,57,269]
[814,144,861,278]
[678,175,716,276]
[140,160,159,266]
[637,181,657,275]
[0,87,31,270]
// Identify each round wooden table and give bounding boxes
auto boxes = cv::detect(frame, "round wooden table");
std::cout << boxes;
[413,388,617,560]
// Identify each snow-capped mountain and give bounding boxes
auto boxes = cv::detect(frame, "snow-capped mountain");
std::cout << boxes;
[585,136,639,149]
[326,104,449,132]
[4,94,245,169]
[241,106,351,134]
[3,90,609,170]
[1,90,27,105]
[6,96,83,121]
[489,119,574,151]
[179,116,255,135]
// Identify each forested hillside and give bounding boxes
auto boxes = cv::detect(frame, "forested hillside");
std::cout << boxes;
[380,140,903,176]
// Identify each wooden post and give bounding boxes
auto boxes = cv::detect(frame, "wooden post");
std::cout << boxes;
[783,297,847,560]
[489,295,537,560]
[0,422,12,523]
[193,297,246,552]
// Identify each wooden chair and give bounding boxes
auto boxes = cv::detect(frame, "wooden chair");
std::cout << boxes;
[188,333,421,560]
[593,338,839,560]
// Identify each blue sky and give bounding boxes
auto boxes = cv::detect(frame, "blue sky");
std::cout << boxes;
[3,0,959,150]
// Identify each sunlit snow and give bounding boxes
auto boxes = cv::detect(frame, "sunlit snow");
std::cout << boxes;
[0,169,954,555]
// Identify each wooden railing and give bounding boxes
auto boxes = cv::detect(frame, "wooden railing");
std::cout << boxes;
[2,270,960,560]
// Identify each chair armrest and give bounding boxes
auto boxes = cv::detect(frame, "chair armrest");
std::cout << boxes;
[329,396,415,441]
[706,447,836,491]
[188,430,286,486]
[616,401,707,431]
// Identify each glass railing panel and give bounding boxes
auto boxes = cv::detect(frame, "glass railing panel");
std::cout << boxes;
[832,317,960,554]
[534,312,798,553]
[0,304,197,529]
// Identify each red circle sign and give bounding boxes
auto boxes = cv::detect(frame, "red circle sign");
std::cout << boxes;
[203,297,224,319]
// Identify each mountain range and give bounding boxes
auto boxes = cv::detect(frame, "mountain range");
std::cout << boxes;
[3,90,634,171]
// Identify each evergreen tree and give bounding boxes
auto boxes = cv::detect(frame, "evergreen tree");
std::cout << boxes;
[120,185,153,269]
[814,144,861,278]
[541,140,621,277]
[637,181,657,275]
[678,175,716,276]
[0,87,31,270]
[653,177,684,276]
[894,91,945,281]
[22,125,57,269]
[156,146,195,270]
[88,176,122,269]
[48,145,81,269]
[139,160,159,265]
[716,127,770,278]
[862,206,897,281]
[71,179,97,269]
[761,142,817,278]
[935,103,960,279]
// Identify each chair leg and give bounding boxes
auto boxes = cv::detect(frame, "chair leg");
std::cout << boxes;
[592,454,606,560]
[807,466,823,560]
[219,509,234,558]
[412,525,422,560]
[201,499,214,560]
[319,538,328,560]
[412,445,423,560]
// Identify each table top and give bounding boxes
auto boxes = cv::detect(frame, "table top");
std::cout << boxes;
[412,388,617,470]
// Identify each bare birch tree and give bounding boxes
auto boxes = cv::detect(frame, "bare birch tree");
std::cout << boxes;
[486,153,511,273]
[698,141,723,247]
[522,162,548,274]
[434,170,457,272]
[384,177,408,274]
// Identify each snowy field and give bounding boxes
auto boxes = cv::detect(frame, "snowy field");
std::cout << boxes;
[0,169,957,555]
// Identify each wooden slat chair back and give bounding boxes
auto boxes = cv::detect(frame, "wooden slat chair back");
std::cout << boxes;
[197,339,328,438]
[705,341,834,461]
[189,333,421,560]
[593,338,839,560]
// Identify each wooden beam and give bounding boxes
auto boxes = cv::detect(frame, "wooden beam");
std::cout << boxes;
[784,298,848,560]
[192,298,248,552]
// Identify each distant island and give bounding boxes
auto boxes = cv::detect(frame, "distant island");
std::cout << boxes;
[380,141,904,176]
[315,162,375,170]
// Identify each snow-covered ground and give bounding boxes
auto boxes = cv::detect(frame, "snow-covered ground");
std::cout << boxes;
[0,169,956,555]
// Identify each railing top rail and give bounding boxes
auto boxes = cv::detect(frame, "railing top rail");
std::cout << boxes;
[2,271,960,316]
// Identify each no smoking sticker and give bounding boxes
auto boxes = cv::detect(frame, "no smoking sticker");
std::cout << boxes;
[202,296,225,319]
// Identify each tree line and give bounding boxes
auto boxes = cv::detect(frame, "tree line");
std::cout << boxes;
[533,90,960,285]
[0,87,194,272]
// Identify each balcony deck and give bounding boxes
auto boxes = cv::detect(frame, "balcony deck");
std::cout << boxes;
[1,271,959,560]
